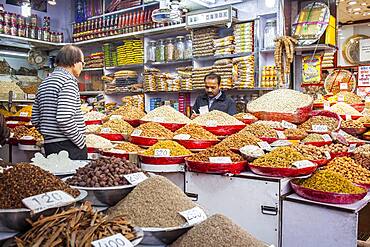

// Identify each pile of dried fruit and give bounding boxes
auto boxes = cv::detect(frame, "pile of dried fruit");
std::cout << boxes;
[141,105,191,124]
[330,102,362,116]
[192,110,244,126]
[353,145,370,170]
[143,140,192,157]
[84,111,105,121]
[284,128,308,139]
[187,146,244,163]
[86,134,113,149]
[233,112,258,121]
[300,116,339,132]
[12,126,29,139]
[108,105,146,120]
[292,144,325,160]
[108,176,198,228]
[0,163,79,208]
[66,157,141,187]
[357,116,370,124]
[97,119,134,135]
[241,123,277,138]
[174,124,218,140]
[133,122,174,139]
[215,131,261,150]
[302,133,326,143]
[252,147,305,168]
[321,143,348,153]
[15,105,32,117]
[114,142,144,153]
[16,202,138,246]
[341,119,364,128]
[255,120,283,129]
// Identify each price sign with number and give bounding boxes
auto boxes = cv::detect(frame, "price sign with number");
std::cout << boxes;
[179,206,207,226]
[276,131,286,139]
[292,160,316,169]
[243,114,255,120]
[110,115,123,120]
[7,121,18,125]
[173,134,191,140]
[340,83,348,90]
[323,102,331,110]
[101,128,111,133]
[322,134,332,142]
[124,172,148,185]
[281,121,297,129]
[257,141,272,151]
[338,95,345,102]
[312,125,328,132]
[348,144,357,153]
[131,129,142,137]
[209,157,232,163]
[271,140,291,147]
[154,149,171,157]
[92,233,134,247]
[19,112,29,117]
[22,190,75,213]
[324,151,331,160]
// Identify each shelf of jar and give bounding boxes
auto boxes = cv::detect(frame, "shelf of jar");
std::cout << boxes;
[0,33,65,48]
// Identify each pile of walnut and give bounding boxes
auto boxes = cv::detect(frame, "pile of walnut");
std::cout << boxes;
[274,36,298,85]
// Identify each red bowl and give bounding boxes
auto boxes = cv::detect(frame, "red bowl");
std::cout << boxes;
[238,118,258,125]
[248,163,317,177]
[341,127,367,136]
[100,150,130,159]
[286,134,308,140]
[364,123,370,128]
[125,119,141,127]
[248,103,313,124]
[185,159,247,174]
[362,134,370,141]
[175,139,219,150]
[259,137,279,144]
[87,147,99,153]
[310,159,329,167]
[140,154,191,165]
[203,125,245,136]
[6,116,31,122]
[140,120,185,131]
[355,182,370,190]
[347,141,366,146]
[303,141,332,147]
[339,115,362,120]
[330,152,352,159]
[85,120,102,125]
[18,138,38,145]
[313,103,324,109]
[308,110,341,132]
[130,136,161,147]
[99,133,126,141]
[351,103,365,112]
[290,180,367,204]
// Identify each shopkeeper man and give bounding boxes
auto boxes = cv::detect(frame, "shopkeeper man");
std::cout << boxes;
[32,45,87,160]
[192,73,237,118]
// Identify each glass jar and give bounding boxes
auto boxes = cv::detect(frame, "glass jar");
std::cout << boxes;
[165,38,175,61]
[17,15,25,26]
[147,40,156,62]
[4,23,10,35]
[25,25,29,38]
[175,36,185,60]
[18,25,25,37]
[43,28,50,41]
[184,34,192,59]
[264,19,277,49]
[155,39,165,62]
[10,13,16,26]
[37,27,43,40]
[29,26,36,39]
[10,24,17,36]
[31,14,37,26]
[0,22,3,34]
[4,12,10,24]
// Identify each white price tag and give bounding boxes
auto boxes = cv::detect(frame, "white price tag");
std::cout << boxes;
[7,121,18,124]
[312,125,328,132]
[243,114,255,120]
[209,157,232,163]
[131,129,142,137]
[101,127,111,133]
[153,117,165,122]
[110,115,123,120]
[154,149,171,157]
[27,94,36,99]
[338,95,345,102]
[123,172,148,185]
[276,131,286,139]
[22,190,75,213]
[281,121,297,129]
[322,134,332,142]
[323,102,331,110]
[257,141,272,151]
[348,144,356,153]
[292,160,316,169]
[199,106,209,115]
[173,134,191,140]
[345,115,352,121]
[340,83,348,90]
[271,140,291,147]
[205,120,218,127]
[20,136,33,140]
[324,151,331,160]
[92,233,134,247]
[19,112,29,117]
[179,206,207,226]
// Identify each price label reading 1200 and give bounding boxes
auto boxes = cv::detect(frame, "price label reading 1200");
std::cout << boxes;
[22,190,75,213]
[91,233,134,247]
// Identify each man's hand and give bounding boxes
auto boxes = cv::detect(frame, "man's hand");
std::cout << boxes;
[190,113,199,120]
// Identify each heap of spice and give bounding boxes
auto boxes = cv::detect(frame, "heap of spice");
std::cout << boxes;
[114,142,144,153]
[252,147,305,168]
[97,119,134,135]
[187,146,244,163]
[133,122,174,139]
[174,124,218,140]
[143,140,192,157]
[241,123,277,138]
[215,131,261,150]
[300,116,339,132]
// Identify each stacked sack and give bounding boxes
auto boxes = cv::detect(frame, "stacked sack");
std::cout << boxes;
[192,66,214,89]
[192,27,218,57]
[166,74,181,92]
[121,94,145,110]
[232,55,255,89]
[213,36,235,56]
[322,51,335,68]
[105,70,142,93]
[177,67,193,91]
[85,52,104,69]
[213,59,233,90]
[234,22,254,53]
[144,68,159,92]
[117,39,144,65]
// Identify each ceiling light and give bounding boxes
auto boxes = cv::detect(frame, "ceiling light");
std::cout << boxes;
[21,0,31,17]
[48,0,56,5]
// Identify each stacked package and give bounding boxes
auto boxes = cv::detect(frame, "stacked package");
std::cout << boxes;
[144,68,159,92]
[155,74,169,91]
[213,59,233,90]
[213,36,235,56]
[117,39,144,66]
[192,27,218,57]
[322,51,335,68]
[103,43,117,67]
[192,66,214,89]
[233,55,255,89]
[85,52,104,69]
[105,70,142,93]
[234,22,254,53]
[166,74,181,91]
[177,67,193,91]
[121,94,145,110]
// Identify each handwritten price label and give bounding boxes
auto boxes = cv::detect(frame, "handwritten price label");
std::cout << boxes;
[131,129,142,137]
[324,151,331,160]
[257,141,272,151]
[92,233,133,247]
[345,115,352,121]
[179,206,207,226]
[348,144,357,153]
[321,134,332,142]
[123,172,148,185]
[153,117,165,122]
[154,149,171,157]
[292,160,316,169]
[173,134,191,140]
[340,83,348,90]
[312,125,328,133]
[209,157,232,163]
[243,114,255,120]
[101,128,111,133]
[110,115,123,120]
[338,95,345,102]
[271,140,291,147]
[276,131,286,139]
[19,112,29,117]
[281,120,297,129]
[323,102,331,110]
[22,190,75,213]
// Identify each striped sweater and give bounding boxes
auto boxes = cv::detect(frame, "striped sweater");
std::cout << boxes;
[31,67,86,149]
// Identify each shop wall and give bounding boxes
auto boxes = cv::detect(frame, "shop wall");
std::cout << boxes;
[0,0,73,42]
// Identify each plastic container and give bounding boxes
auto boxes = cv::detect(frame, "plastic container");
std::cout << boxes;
[184,34,192,59]
[302,141,332,147]
[130,136,161,147]
[147,40,157,62]
[140,120,186,132]
[186,159,247,174]
[155,39,165,62]
[164,38,175,62]
[259,137,279,144]
[248,163,317,177]
[175,36,185,60]
[125,119,141,127]
[85,120,102,125]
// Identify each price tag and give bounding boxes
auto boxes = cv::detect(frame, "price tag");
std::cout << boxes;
[91,233,134,247]
[323,102,331,110]
[199,106,209,115]
[324,151,331,160]
[345,115,352,121]
[205,120,218,127]
[110,115,123,120]
[271,140,291,147]
[179,206,207,226]
[20,135,33,140]
[27,94,36,99]
[153,117,165,122]
[348,144,356,153]
[154,149,171,157]
[19,112,29,117]
[22,190,75,213]
[243,114,255,120]
[131,129,142,137]
[276,131,286,139]
[257,141,272,151]
[335,130,349,145]
[209,157,232,163]
[292,160,316,169]
[281,120,297,129]
[322,134,332,142]
[338,95,345,102]
[340,83,348,90]
[123,172,148,185]
[101,127,111,133]
[312,125,328,132]
[7,121,19,125]
[173,134,191,140]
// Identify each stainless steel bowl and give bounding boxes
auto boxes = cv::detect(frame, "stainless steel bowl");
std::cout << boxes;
[0,189,87,231]
[141,225,192,245]
[132,227,144,246]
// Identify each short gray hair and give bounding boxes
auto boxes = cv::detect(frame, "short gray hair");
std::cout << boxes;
[55,45,83,67]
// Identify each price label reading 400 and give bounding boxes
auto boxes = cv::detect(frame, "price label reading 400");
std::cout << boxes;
[154,149,171,157]
[123,172,148,186]
[22,190,75,213]
[92,233,134,247]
